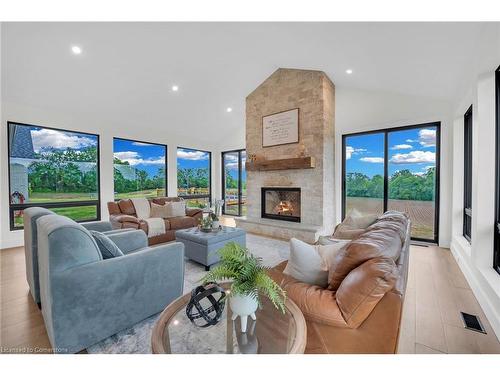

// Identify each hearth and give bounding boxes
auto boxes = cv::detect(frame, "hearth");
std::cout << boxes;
[261,187,301,222]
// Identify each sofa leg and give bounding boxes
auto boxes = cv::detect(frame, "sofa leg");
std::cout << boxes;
[205,265,210,271]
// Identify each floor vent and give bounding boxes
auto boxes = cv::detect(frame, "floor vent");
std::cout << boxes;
[460,312,486,334]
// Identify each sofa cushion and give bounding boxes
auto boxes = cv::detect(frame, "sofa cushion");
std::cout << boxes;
[168,216,197,230]
[333,209,377,240]
[336,257,398,328]
[152,197,183,205]
[328,217,406,290]
[118,199,136,215]
[332,228,366,240]
[90,230,124,259]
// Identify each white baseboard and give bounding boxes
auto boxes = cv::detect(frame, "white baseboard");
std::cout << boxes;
[450,239,500,340]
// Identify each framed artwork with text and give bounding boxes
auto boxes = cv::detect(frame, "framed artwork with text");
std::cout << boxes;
[262,108,299,147]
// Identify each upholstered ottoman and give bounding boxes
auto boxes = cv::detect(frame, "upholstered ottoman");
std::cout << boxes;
[175,226,246,270]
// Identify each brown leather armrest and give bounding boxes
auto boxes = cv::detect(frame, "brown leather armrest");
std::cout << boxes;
[186,208,203,217]
[268,267,348,328]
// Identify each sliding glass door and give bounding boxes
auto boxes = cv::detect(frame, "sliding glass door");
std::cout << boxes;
[222,149,246,216]
[343,132,385,216]
[342,122,440,242]
[387,126,439,241]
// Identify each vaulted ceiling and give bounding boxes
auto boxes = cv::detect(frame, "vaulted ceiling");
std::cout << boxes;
[2,22,499,146]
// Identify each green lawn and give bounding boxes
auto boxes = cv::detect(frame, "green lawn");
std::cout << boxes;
[115,189,166,200]
[14,205,98,228]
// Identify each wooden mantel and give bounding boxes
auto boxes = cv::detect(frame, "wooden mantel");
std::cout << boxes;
[245,156,315,171]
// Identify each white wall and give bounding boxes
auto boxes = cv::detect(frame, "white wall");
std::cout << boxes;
[334,86,454,247]
[0,100,226,249]
[450,71,500,339]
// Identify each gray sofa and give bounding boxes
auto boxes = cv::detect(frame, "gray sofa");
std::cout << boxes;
[36,214,185,353]
[23,207,133,305]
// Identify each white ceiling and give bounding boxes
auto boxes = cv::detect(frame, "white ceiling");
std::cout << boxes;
[2,22,499,146]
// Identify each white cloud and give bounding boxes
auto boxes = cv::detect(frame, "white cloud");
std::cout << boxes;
[114,151,165,166]
[224,154,238,162]
[177,149,209,161]
[345,146,367,160]
[131,141,155,146]
[360,157,384,163]
[31,128,96,152]
[418,128,436,147]
[406,139,417,143]
[390,150,435,164]
[391,144,413,150]
[224,162,239,170]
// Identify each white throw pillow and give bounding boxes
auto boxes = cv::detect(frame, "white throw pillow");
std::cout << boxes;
[284,238,349,288]
[165,201,186,218]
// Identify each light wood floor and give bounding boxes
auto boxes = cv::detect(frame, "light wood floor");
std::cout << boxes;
[1,234,499,353]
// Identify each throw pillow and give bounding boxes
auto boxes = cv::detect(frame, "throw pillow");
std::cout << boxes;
[283,238,349,288]
[165,201,186,217]
[90,230,124,259]
[150,202,169,218]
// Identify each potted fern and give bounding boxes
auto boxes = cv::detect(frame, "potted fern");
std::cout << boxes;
[201,242,286,333]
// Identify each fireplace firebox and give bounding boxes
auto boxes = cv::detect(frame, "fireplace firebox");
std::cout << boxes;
[261,187,301,222]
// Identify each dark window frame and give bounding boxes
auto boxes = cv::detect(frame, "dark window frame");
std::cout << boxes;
[112,137,168,200]
[177,146,212,204]
[341,121,441,244]
[494,66,500,275]
[7,121,101,231]
[221,149,246,216]
[463,106,473,242]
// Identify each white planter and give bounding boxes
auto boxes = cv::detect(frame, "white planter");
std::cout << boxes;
[212,220,220,229]
[229,294,258,333]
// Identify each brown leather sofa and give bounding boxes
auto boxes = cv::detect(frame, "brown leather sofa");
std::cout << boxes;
[269,211,411,354]
[107,197,203,245]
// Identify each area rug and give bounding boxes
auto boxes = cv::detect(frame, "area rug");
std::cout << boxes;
[86,233,289,354]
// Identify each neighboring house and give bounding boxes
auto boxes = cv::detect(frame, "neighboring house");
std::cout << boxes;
[9,124,35,203]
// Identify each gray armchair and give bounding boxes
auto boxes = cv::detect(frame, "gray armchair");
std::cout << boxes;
[36,214,185,353]
[23,207,132,305]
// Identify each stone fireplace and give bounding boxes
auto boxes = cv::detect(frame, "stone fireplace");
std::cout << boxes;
[235,68,335,242]
[261,187,301,223]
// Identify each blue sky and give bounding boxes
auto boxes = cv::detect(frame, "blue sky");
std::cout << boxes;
[28,126,97,153]
[346,127,437,178]
[176,147,211,171]
[113,139,166,177]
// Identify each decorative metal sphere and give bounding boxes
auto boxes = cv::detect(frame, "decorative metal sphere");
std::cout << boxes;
[185,283,226,327]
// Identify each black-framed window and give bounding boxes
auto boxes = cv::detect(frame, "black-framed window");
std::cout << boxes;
[494,66,500,275]
[221,149,247,216]
[7,122,100,230]
[342,122,440,243]
[464,106,473,242]
[113,138,167,200]
[177,147,211,208]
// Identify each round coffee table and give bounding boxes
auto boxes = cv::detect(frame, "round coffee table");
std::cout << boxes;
[151,284,306,354]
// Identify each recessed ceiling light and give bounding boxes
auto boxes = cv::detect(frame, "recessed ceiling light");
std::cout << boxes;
[346,69,353,75]
[71,45,82,55]
[226,107,233,113]
[171,85,179,92]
